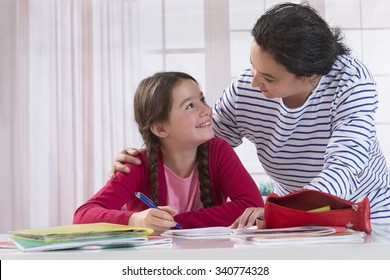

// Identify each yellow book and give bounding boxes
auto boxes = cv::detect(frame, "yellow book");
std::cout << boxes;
[10,222,153,242]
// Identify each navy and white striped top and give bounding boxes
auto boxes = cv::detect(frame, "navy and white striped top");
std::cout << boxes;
[212,55,390,222]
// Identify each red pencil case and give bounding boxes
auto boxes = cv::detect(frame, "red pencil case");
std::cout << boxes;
[263,190,372,234]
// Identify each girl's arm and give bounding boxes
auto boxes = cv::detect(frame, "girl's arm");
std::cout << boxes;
[73,161,178,232]
[73,165,141,225]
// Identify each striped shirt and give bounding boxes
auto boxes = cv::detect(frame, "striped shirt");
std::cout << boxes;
[213,55,390,222]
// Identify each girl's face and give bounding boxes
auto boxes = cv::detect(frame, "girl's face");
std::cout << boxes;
[249,40,317,107]
[161,79,214,149]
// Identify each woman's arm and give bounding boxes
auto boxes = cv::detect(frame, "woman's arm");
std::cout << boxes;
[305,73,379,199]
[212,69,253,147]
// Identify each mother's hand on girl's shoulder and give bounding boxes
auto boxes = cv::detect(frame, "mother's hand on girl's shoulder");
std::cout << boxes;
[109,147,143,178]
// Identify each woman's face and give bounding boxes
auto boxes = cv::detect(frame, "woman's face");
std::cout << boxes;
[249,40,317,107]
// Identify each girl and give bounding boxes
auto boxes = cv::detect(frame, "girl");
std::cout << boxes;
[73,72,263,233]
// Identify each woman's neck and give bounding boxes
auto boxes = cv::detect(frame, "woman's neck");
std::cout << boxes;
[283,93,310,108]
[283,75,321,108]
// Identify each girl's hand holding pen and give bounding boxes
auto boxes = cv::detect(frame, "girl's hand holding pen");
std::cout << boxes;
[135,192,182,229]
[128,206,178,235]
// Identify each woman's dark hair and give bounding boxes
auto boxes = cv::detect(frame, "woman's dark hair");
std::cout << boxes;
[251,2,350,77]
[133,72,212,208]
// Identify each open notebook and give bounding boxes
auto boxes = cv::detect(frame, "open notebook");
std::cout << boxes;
[162,226,231,239]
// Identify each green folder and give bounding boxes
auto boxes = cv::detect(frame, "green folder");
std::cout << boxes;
[10,222,153,242]
[9,234,150,252]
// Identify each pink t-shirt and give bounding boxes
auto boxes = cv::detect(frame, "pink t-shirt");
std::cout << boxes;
[164,164,203,213]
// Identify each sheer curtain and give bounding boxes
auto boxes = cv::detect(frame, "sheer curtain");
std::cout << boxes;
[0,0,232,232]
[0,0,144,232]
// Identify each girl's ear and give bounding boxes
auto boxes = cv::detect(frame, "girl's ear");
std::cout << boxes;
[150,123,168,138]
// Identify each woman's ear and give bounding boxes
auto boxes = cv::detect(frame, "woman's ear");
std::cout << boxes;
[150,123,168,138]
[304,74,321,87]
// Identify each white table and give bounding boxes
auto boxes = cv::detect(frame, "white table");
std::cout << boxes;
[1,224,389,260]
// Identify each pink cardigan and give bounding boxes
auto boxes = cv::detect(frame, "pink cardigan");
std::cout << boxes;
[73,138,264,228]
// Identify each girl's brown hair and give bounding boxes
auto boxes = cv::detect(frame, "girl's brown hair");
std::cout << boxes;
[133,72,212,208]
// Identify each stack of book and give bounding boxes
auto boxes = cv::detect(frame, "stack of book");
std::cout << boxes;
[231,225,366,244]
[162,225,366,244]
[9,223,172,252]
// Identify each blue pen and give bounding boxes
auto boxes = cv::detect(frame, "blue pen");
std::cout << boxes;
[134,192,182,229]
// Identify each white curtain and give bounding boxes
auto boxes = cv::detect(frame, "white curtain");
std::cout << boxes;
[0,0,232,232]
[0,0,144,232]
